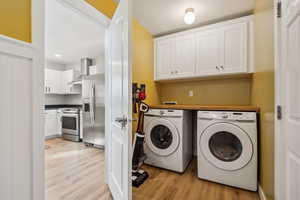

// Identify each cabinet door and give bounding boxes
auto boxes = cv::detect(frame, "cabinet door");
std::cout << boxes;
[196,30,222,76]
[44,69,50,93]
[57,112,62,136]
[220,22,248,74]
[45,111,58,137]
[52,70,62,94]
[155,39,173,80]
[45,69,62,94]
[62,70,73,94]
[173,34,196,78]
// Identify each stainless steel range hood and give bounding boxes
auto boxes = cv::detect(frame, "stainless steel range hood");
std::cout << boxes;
[81,58,93,76]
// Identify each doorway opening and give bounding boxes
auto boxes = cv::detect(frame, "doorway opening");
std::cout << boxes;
[44,0,110,199]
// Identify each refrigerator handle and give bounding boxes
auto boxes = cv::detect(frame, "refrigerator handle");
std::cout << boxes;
[90,82,95,126]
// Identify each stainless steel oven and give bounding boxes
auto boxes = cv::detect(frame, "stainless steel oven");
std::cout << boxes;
[61,108,80,142]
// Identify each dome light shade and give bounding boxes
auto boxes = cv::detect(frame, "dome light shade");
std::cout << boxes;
[184,8,196,25]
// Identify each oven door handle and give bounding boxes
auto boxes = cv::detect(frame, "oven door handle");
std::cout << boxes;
[61,113,79,117]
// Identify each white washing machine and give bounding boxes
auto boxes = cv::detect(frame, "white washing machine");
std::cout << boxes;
[197,111,257,191]
[144,109,193,173]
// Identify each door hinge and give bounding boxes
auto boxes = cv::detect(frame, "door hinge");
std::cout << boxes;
[277,1,282,18]
[277,105,282,120]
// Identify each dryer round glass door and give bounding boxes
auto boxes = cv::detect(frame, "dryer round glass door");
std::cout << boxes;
[200,122,253,171]
[145,118,180,156]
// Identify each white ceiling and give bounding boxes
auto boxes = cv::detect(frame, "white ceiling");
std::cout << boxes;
[133,0,255,36]
[45,0,106,65]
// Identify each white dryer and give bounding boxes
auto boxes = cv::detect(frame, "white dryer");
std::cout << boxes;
[144,109,192,173]
[197,111,257,191]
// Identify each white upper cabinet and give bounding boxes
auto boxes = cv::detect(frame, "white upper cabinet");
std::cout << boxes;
[62,69,81,94]
[173,34,196,78]
[45,68,81,94]
[155,39,173,80]
[45,69,62,94]
[154,16,253,81]
[221,22,247,74]
[196,29,222,76]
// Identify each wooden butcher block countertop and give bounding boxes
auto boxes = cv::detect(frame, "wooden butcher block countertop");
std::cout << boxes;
[150,104,260,112]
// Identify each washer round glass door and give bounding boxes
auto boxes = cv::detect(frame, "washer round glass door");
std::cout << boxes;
[200,123,253,171]
[145,118,180,156]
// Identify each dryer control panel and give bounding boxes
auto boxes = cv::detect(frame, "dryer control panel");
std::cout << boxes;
[198,111,257,122]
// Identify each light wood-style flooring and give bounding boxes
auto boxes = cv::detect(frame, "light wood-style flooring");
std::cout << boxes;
[133,161,260,200]
[45,138,112,200]
[46,138,259,200]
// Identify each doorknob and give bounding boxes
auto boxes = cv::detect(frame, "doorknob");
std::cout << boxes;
[115,116,128,128]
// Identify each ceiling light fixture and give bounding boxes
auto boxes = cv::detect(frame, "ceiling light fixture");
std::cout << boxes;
[184,8,196,25]
[55,54,62,58]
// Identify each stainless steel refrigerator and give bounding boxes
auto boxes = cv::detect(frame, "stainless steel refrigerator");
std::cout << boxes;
[82,75,105,148]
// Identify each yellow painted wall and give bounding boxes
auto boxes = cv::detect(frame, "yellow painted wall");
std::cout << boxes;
[159,77,252,105]
[0,0,31,42]
[132,20,160,106]
[131,19,160,131]
[252,0,275,199]
[85,0,117,19]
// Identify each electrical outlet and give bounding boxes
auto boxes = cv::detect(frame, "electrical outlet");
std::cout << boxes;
[188,90,194,97]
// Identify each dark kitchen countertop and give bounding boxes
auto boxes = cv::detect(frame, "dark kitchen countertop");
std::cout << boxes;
[45,104,82,110]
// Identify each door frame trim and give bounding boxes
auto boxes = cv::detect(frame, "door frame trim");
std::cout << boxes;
[31,0,111,199]
[274,0,282,199]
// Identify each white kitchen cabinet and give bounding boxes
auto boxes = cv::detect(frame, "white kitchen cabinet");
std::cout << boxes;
[57,110,62,136]
[154,16,253,81]
[45,110,59,138]
[45,69,62,94]
[44,69,81,94]
[62,70,81,94]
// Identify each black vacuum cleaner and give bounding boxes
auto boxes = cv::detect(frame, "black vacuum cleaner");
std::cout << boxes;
[132,83,149,187]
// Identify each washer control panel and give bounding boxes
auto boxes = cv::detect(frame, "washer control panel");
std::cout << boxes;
[198,111,257,122]
[146,109,183,117]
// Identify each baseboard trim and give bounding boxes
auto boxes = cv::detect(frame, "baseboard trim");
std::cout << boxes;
[45,135,62,140]
[258,185,267,200]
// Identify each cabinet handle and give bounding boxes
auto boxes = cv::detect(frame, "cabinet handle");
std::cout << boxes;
[175,70,178,74]
[171,71,174,74]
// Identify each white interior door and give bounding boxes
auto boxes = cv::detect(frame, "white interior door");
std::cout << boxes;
[277,0,300,199]
[105,0,132,199]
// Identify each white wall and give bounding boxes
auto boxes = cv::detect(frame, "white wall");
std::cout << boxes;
[0,47,33,200]
[46,60,65,71]
[65,55,105,73]
[64,94,82,104]
[45,95,66,105]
